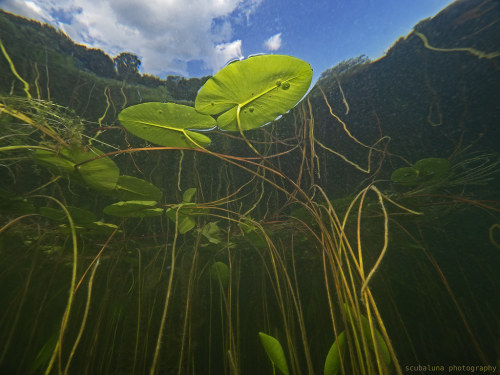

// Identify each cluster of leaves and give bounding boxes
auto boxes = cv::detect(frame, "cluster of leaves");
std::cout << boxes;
[258,304,391,375]
[391,157,451,186]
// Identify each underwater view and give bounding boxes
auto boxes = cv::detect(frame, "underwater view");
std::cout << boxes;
[0,0,499,374]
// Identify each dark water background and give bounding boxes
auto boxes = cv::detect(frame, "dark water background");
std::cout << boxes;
[0,0,499,374]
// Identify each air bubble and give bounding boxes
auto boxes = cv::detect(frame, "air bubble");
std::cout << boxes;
[249,107,254,113]
[275,80,282,87]
[282,82,290,90]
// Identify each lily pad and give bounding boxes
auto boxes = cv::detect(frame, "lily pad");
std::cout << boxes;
[34,145,119,191]
[391,167,419,184]
[391,157,450,186]
[118,102,215,148]
[103,200,162,218]
[195,54,312,131]
[114,175,162,201]
[413,157,450,184]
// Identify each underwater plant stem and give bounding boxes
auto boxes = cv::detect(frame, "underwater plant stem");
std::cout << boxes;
[31,196,77,375]
[150,209,180,375]
[133,248,142,375]
[414,31,500,59]
[0,214,39,235]
[74,226,119,293]
[63,258,100,375]
[360,187,389,295]
[0,239,38,364]
[0,39,31,98]
[0,105,68,147]
[177,150,184,191]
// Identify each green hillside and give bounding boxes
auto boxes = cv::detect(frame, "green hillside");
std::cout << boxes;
[0,9,208,123]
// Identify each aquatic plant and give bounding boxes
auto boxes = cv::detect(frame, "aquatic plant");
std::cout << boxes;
[1,36,498,375]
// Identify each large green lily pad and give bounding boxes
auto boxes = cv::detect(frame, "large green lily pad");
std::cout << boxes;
[118,102,215,148]
[195,54,313,131]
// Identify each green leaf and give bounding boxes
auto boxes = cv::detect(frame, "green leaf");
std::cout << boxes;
[182,187,197,203]
[258,332,290,375]
[177,215,195,234]
[114,175,162,201]
[165,203,207,234]
[40,206,97,224]
[0,189,35,214]
[195,54,312,131]
[210,261,229,287]
[118,102,215,148]
[413,157,450,184]
[34,145,119,191]
[324,331,346,375]
[391,167,419,184]
[200,221,222,244]
[344,304,391,365]
[103,200,162,218]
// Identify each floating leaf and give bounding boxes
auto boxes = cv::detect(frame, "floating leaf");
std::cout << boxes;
[114,175,162,201]
[195,55,313,131]
[210,261,229,287]
[324,331,346,375]
[118,102,215,148]
[103,200,162,218]
[258,332,290,375]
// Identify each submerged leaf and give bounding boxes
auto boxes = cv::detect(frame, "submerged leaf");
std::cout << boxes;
[114,175,162,201]
[391,167,419,184]
[182,187,197,203]
[324,331,346,375]
[195,55,312,131]
[413,157,450,184]
[344,304,391,365]
[103,200,162,218]
[40,206,97,224]
[34,145,119,191]
[118,102,215,148]
[210,261,229,287]
[258,332,290,375]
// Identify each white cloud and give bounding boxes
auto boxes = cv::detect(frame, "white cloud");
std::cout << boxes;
[264,32,282,51]
[0,0,264,76]
[212,40,243,70]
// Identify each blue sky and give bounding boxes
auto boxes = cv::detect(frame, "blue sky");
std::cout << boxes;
[0,0,455,83]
